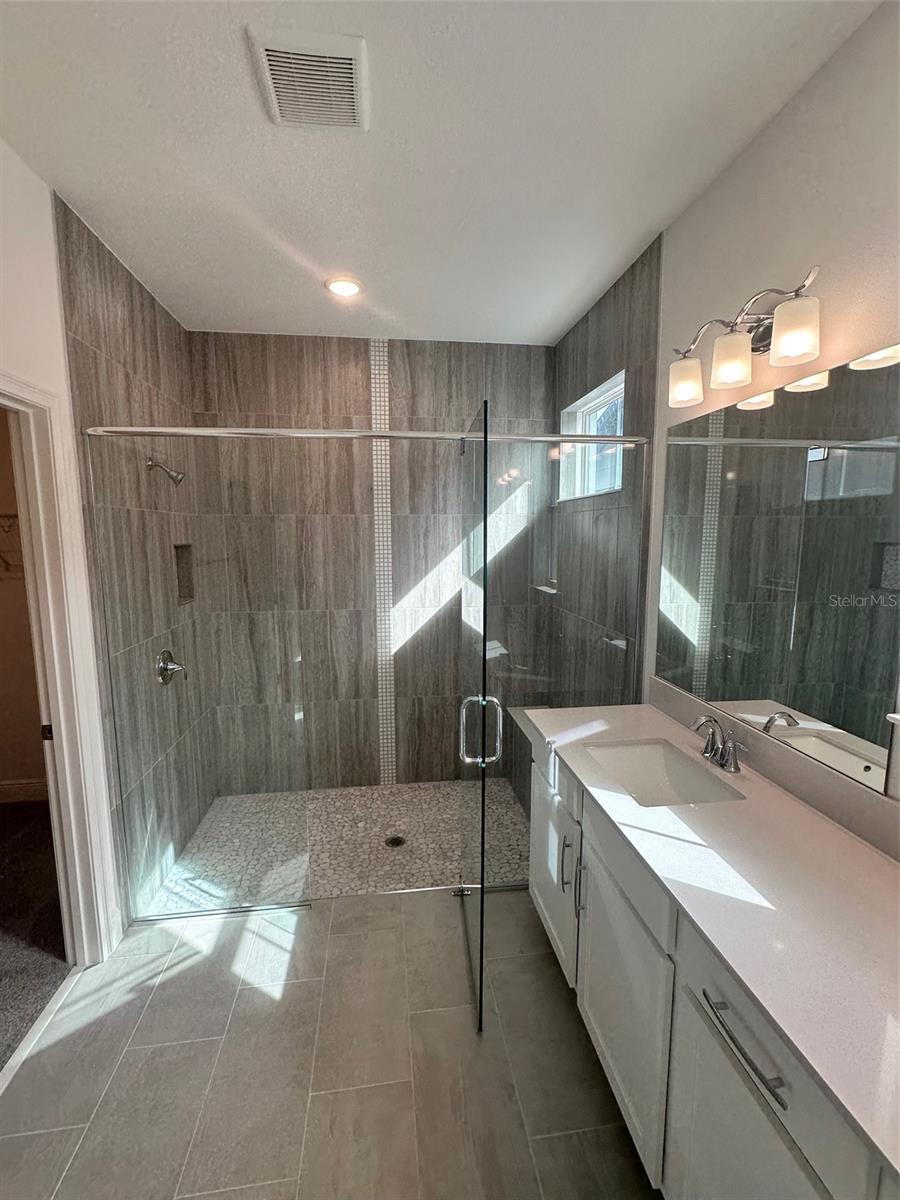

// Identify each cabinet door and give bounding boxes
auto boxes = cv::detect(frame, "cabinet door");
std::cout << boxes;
[529,765,579,986]
[576,837,673,1187]
[664,982,829,1200]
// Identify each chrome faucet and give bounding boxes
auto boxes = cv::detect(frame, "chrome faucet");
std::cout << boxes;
[720,730,749,773]
[690,715,725,762]
[763,710,799,734]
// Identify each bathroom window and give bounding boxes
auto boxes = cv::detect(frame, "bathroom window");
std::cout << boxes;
[558,371,625,501]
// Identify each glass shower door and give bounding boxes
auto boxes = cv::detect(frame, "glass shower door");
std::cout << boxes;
[459,407,489,1028]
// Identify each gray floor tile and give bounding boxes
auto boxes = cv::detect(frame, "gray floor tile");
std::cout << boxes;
[411,1006,540,1200]
[331,891,402,934]
[489,953,621,1137]
[531,1125,654,1200]
[402,888,472,1011]
[178,980,321,1196]
[56,1040,218,1200]
[241,902,332,987]
[312,928,409,1091]
[180,1182,297,1200]
[131,914,255,1046]
[0,1127,83,1200]
[483,889,550,959]
[0,955,165,1135]
[299,1081,418,1200]
[110,920,185,957]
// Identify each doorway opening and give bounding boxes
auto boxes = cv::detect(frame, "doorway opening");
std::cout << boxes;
[0,407,68,1069]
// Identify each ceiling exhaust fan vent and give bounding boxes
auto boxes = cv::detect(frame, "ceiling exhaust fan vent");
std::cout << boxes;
[248,29,369,130]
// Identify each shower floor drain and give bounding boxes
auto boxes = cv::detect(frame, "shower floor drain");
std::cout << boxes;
[384,834,406,848]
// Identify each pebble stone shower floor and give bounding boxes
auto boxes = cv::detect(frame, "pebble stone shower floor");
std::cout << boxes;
[147,779,530,916]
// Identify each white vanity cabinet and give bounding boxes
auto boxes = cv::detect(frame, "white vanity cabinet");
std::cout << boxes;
[576,833,674,1187]
[664,981,829,1200]
[528,763,580,985]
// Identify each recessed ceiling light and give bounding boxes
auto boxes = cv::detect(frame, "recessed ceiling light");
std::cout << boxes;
[325,277,362,298]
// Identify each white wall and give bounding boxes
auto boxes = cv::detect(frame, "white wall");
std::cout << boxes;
[645,2,900,702]
[0,139,69,399]
[658,0,899,424]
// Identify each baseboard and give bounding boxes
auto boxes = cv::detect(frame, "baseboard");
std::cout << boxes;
[0,778,49,804]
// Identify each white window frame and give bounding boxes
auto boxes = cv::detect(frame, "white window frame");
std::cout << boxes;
[558,371,626,501]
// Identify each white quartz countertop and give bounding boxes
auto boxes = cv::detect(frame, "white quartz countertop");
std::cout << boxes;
[512,703,900,1170]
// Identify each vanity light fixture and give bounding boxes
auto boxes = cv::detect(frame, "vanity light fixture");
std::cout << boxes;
[784,370,830,392]
[848,343,900,370]
[668,355,705,407]
[710,329,752,389]
[769,294,820,365]
[736,390,775,411]
[325,277,362,297]
[668,266,820,408]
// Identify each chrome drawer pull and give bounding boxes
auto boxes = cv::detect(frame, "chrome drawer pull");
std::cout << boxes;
[560,835,572,892]
[702,988,788,1111]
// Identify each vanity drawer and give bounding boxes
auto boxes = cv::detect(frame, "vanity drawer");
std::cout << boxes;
[581,799,675,953]
[676,918,873,1200]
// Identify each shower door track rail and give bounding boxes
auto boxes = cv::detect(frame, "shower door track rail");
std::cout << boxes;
[668,436,898,450]
[85,426,649,445]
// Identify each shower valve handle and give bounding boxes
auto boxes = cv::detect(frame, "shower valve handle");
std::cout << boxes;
[156,649,187,686]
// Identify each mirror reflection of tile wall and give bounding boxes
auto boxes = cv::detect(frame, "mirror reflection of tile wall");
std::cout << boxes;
[658,359,899,765]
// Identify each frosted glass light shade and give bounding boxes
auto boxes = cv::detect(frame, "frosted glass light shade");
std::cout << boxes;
[710,330,752,388]
[848,343,900,370]
[668,357,704,407]
[736,390,775,410]
[784,371,830,393]
[770,295,820,366]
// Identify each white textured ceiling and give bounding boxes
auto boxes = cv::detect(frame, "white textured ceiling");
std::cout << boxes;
[0,1,877,343]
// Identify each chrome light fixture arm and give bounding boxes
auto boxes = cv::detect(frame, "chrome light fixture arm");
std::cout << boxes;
[675,267,820,360]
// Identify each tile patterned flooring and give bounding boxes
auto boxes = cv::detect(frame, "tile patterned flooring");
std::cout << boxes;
[146,780,530,915]
[0,890,654,1200]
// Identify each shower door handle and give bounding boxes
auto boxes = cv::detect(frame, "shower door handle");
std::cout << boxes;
[459,695,482,765]
[483,695,503,766]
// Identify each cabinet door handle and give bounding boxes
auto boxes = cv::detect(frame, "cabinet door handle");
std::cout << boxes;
[574,858,586,913]
[560,835,572,892]
[702,988,789,1110]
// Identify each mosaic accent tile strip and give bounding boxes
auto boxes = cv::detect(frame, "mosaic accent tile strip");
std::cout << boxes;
[691,408,724,699]
[144,780,529,915]
[370,337,398,784]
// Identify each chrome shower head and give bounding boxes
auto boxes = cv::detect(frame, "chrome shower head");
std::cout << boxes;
[146,457,185,487]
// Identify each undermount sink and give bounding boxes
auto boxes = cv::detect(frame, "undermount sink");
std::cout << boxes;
[777,728,886,787]
[583,738,744,807]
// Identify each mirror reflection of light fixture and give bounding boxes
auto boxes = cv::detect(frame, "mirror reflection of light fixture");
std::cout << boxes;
[710,330,752,389]
[668,267,819,408]
[668,356,704,407]
[770,295,820,365]
[848,343,900,370]
[736,390,775,410]
[784,370,830,392]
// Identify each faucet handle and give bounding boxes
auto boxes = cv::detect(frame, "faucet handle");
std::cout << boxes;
[720,730,749,773]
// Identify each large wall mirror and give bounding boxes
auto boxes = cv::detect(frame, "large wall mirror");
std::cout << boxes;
[656,352,899,793]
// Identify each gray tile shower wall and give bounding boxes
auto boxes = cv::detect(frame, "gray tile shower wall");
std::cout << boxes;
[547,237,661,705]
[55,197,215,918]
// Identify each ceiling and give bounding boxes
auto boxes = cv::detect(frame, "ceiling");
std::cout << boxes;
[0,1,877,344]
